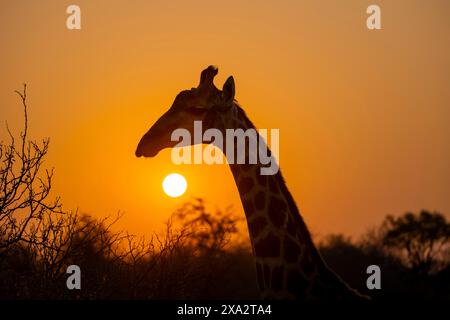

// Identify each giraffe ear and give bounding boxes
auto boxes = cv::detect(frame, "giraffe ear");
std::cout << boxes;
[222,76,235,103]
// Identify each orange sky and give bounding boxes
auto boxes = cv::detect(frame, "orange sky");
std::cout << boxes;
[1,0,449,239]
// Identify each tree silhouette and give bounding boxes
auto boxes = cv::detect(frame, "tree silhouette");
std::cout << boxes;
[173,198,243,254]
[0,85,63,251]
[381,210,450,275]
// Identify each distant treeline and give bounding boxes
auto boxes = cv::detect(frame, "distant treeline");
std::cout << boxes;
[1,199,449,300]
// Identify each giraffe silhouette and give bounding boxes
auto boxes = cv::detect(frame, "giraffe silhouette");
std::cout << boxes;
[136,66,369,301]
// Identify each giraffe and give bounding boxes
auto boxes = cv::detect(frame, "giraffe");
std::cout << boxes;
[135,66,369,301]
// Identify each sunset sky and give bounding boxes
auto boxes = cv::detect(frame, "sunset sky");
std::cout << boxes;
[1,0,449,240]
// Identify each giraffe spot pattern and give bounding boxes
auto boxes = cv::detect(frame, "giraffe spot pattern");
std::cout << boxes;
[300,252,315,276]
[255,262,264,290]
[256,174,267,188]
[268,196,287,227]
[248,216,267,237]
[269,177,279,194]
[288,209,311,244]
[254,232,280,258]
[238,176,254,194]
[283,236,302,263]
[271,265,284,291]
[242,198,255,217]
[286,215,297,236]
[254,191,266,210]
[240,163,253,172]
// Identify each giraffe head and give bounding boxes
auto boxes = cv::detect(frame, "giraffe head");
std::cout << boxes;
[135,65,235,157]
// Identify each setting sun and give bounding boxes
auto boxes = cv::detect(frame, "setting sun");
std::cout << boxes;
[162,173,187,198]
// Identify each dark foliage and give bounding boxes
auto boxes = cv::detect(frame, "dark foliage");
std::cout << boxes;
[319,212,450,302]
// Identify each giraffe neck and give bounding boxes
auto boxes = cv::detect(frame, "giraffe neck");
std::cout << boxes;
[216,104,362,300]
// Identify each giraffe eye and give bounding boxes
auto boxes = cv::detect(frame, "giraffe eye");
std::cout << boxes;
[187,106,207,115]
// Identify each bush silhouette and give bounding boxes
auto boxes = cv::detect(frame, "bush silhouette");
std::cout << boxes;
[381,210,450,275]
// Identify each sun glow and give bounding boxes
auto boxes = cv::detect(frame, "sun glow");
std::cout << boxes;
[162,173,187,198]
